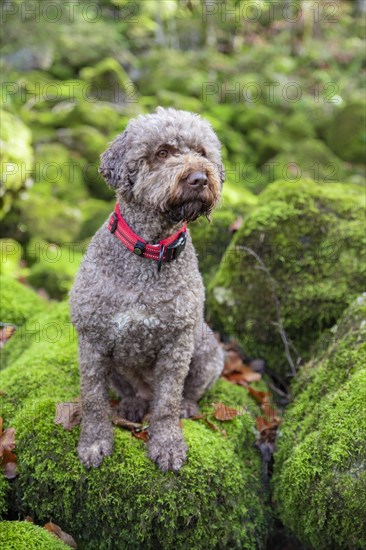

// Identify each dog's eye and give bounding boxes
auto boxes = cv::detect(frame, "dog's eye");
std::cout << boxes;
[157,149,169,159]
[197,148,207,157]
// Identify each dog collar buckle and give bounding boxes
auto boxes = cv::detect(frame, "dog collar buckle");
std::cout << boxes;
[165,232,187,263]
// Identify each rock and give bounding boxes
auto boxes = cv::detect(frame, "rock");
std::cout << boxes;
[78,199,113,240]
[272,295,366,550]
[207,179,365,376]
[267,139,346,185]
[79,58,132,104]
[325,101,366,164]
[0,521,69,549]
[19,194,82,245]
[27,247,83,300]
[32,143,88,204]
[0,111,33,219]
[1,299,269,549]
[190,190,257,285]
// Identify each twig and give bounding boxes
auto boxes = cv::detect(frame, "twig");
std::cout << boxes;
[237,246,299,376]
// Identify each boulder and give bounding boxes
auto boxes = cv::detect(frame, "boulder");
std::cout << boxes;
[272,295,366,549]
[325,101,366,164]
[207,179,365,376]
[0,111,33,218]
[1,298,269,549]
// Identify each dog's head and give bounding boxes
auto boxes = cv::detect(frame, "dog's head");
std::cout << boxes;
[99,107,224,224]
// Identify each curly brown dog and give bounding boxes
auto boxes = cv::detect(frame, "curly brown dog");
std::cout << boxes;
[70,107,225,472]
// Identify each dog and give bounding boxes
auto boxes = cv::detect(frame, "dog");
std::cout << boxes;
[70,107,225,472]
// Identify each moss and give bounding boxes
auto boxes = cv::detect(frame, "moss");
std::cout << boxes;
[78,199,113,240]
[272,295,366,549]
[0,302,79,420]
[0,239,28,279]
[79,58,132,103]
[1,302,268,549]
[0,110,33,218]
[325,101,366,163]
[208,179,365,375]
[19,194,82,245]
[268,139,346,184]
[0,475,8,519]
[0,275,47,327]
[32,143,88,204]
[0,521,68,549]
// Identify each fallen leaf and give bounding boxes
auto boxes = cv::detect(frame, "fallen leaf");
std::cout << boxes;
[44,521,77,548]
[24,516,34,522]
[0,426,16,456]
[0,325,16,348]
[247,387,270,405]
[203,418,220,431]
[212,402,242,421]
[131,429,149,442]
[54,401,82,431]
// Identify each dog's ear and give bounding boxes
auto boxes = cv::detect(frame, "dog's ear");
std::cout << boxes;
[99,131,132,198]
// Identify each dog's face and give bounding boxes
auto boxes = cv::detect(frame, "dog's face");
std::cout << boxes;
[99,107,224,224]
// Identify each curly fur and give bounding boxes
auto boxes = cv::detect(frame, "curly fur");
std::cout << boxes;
[70,107,225,472]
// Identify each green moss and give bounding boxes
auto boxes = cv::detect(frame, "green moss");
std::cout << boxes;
[79,58,132,103]
[1,301,268,549]
[0,521,68,549]
[0,302,79,420]
[78,199,113,240]
[0,110,33,218]
[28,247,82,300]
[325,101,366,163]
[0,239,28,279]
[32,143,88,203]
[0,476,8,519]
[268,139,346,184]
[19,194,82,245]
[208,179,365,375]
[0,275,47,327]
[272,295,366,549]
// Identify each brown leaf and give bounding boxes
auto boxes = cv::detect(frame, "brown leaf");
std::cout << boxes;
[212,402,242,421]
[247,386,270,405]
[44,521,77,549]
[0,325,16,348]
[55,401,82,431]
[24,516,34,522]
[0,427,16,456]
[203,418,220,431]
[131,429,149,442]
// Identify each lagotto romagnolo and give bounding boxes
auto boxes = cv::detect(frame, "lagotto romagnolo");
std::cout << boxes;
[70,107,225,472]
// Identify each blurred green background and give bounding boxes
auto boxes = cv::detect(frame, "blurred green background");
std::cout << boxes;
[0,0,365,301]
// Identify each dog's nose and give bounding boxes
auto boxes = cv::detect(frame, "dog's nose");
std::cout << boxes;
[185,172,208,188]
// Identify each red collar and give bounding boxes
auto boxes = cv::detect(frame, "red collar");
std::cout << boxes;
[108,203,187,271]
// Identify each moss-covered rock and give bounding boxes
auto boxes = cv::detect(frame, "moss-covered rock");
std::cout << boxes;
[0,275,46,326]
[0,110,33,218]
[79,57,132,103]
[325,101,366,164]
[19,194,82,245]
[1,302,269,549]
[0,239,27,279]
[208,179,365,375]
[268,139,346,185]
[0,521,68,549]
[27,247,83,300]
[272,295,366,549]
[78,198,113,240]
[190,190,258,285]
[32,143,88,203]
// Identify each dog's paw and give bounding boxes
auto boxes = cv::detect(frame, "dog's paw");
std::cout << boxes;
[180,398,200,419]
[78,435,113,468]
[148,430,188,472]
[115,396,149,423]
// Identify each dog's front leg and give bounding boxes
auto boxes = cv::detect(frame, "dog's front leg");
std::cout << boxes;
[77,337,113,468]
[148,334,194,472]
